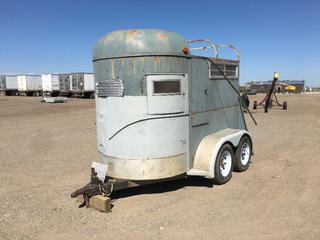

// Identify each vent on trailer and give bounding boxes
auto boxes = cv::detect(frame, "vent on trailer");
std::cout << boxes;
[97,79,124,97]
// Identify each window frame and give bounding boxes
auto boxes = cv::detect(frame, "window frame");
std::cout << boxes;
[152,79,182,96]
[208,61,238,80]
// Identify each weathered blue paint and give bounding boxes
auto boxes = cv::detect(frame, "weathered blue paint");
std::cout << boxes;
[93,29,247,180]
[93,29,189,60]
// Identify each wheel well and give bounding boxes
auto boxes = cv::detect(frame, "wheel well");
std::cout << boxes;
[243,134,253,154]
[223,141,237,153]
[225,133,253,154]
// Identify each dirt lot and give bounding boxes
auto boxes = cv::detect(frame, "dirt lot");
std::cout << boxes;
[0,93,319,240]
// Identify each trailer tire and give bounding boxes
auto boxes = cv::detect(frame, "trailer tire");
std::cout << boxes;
[283,101,287,110]
[213,144,233,185]
[234,136,252,172]
[253,101,257,109]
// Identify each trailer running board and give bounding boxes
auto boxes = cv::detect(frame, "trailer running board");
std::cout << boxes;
[187,168,209,177]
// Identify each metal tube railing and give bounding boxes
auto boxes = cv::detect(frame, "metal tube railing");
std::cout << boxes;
[186,39,240,61]
[215,44,240,61]
[186,39,218,58]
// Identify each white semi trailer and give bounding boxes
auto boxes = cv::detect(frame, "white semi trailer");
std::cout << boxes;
[18,75,42,96]
[42,74,71,96]
[3,75,18,96]
[70,73,95,98]
[0,75,4,92]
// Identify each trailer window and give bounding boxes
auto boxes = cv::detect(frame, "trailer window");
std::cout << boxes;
[226,65,237,77]
[153,80,181,95]
[209,62,238,80]
[209,63,225,78]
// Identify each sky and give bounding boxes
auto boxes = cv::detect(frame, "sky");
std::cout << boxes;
[0,0,319,86]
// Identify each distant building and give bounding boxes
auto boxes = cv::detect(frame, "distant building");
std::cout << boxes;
[249,80,305,93]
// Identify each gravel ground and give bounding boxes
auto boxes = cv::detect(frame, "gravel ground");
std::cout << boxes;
[0,93,319,240]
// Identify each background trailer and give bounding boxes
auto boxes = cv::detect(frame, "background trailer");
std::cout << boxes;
[3,75,18,96]
[70,73,95,98]
[17,75,42,96]
[42,74,71,96]
[0,75,5,92]
[72,29,254,206]
[41,74,60,96]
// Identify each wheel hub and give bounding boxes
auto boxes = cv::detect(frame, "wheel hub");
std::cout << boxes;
[220,151,232,177]
[240,143,250,165]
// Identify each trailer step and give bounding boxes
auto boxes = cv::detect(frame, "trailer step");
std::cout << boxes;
[187,168,209,177]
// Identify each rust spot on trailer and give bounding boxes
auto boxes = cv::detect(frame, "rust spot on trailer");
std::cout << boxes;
[128,29,139,37]
[157,32,168,41]
[111,59,115,79]
[131,58,136,79]
[154,56,161,66]
[154,56,161,71]
[121,58,125,72]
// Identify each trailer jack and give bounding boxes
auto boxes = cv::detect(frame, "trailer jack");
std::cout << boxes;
[71,168,113,208]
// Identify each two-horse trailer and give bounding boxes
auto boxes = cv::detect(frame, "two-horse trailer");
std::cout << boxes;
[2,75,18,96]
[73,29,253,204]
[41,74,71,96]
[17,75,42,96]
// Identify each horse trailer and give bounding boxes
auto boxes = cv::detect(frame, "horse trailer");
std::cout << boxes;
[2,75,18,96]
[17,74,42,96]
[42,74,71,96]
[70,73,95,98]
[72,29,253,206]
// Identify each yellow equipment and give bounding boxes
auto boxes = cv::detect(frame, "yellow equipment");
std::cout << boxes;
[280,83,296,91]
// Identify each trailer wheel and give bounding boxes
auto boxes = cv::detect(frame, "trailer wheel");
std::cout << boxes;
[234,136,252,172]
[283,101,287,110]
[253,101,257,109]
[213,144,233,185]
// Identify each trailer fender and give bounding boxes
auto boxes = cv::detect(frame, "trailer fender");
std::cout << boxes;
[190,128,251,179]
